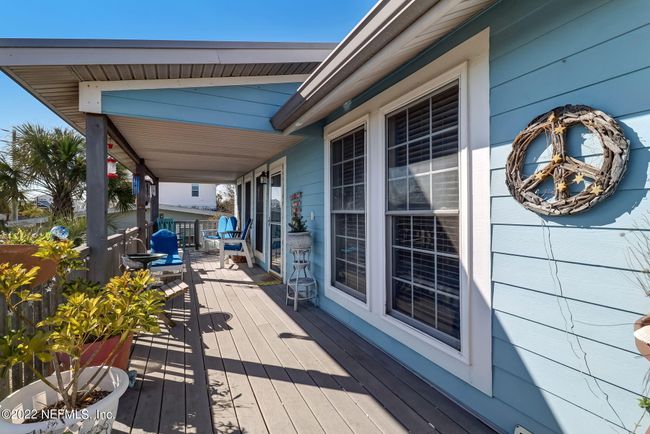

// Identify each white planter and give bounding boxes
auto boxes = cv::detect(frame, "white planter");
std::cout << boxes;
[287,232,312,250]
[0,366,129,434]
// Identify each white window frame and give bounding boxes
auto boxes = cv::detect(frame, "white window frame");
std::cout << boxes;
[268,156,287,281]
[235,177,243,223]
[322,28,491,395]
[324,114,370,311]
[243,172,254,224]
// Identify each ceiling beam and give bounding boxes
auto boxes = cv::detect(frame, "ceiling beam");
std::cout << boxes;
[105,116,155,179]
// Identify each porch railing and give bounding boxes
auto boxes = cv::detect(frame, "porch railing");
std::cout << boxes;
[0,226,143,399]
[173,219,219,250]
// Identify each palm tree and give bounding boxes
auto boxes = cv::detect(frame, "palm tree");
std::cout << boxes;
[13,123,134,219]
[0,133,27,220]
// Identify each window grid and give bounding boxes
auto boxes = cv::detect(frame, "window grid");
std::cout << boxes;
[386,82,461,350]
[331,127,367,301]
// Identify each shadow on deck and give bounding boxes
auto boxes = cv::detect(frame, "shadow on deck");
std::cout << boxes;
[113,251,494,434]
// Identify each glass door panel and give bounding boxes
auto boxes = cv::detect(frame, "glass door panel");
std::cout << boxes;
[269,171,283,275]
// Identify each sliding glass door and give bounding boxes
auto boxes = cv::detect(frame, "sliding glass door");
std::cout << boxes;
[268,160,284,276]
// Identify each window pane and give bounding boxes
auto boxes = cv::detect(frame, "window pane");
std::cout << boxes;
[408,100,430,140]
[413,216,435,251]
[354,185,365,210]
[413,284,436,328]
[409,138,430,174]
[343,186,355,210]
[437,293,460,339]
[388,145,407,179]
[431,170,458,210]
[413,251,435,287]
[343,161,354,185]
[436,216,459,255]
[332,139,343,164]
[392,279,412,316]
[408,174,431,210]
[343,134,354,160]
[393,216,411,248]
[331,127,366,301]
[386,81,461,348]
[387,112,407,147]
[388,179,407,210]
[393,248,411,281]
[437,255,460,296]
[332,163,343,187]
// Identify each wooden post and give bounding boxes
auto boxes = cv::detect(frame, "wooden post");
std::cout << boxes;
[85,113,109,283]
[136,160,147,252]
[194,219,200,249]
[151,176,160,228]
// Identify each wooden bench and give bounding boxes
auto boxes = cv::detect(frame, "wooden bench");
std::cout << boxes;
[158,280,189,327]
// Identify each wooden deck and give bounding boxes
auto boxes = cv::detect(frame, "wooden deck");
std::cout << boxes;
[113,252,494,434]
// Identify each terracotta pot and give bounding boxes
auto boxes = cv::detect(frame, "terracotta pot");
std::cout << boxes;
[0,244,57,286]
[634,315,650,362]
[58,334,134,371]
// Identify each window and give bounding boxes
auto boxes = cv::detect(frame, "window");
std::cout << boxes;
[255,176,265,253]
[386,82,461,349]
[331,127,366,300]
[191,184,199,197]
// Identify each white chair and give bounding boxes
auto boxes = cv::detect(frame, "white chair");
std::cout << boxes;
[220,218,253,268]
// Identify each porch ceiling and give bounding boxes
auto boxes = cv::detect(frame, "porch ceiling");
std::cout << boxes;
[109,115,302,183]
[0,39,335,173]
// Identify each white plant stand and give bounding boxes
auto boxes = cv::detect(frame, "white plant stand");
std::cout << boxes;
[286,248,317,311]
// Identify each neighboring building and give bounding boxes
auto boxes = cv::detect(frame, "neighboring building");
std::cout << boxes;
[158,182,216,210]
[4,2,650,432]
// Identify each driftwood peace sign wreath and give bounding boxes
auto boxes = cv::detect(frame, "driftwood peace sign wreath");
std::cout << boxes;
[505,104,630,216]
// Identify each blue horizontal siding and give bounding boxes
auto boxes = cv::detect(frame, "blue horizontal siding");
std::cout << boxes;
[315,0,650,433]
[102,82,301,132]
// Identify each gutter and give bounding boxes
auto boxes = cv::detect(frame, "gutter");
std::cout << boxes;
[271,0,439,131]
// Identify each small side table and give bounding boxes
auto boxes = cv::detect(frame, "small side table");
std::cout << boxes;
[286,248,317,311]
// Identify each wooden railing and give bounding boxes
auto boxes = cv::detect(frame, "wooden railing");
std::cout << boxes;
[173,219,219,250]
[0,226,144,399]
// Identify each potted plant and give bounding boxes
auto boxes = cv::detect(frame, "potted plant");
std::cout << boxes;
[287,212,312,250]
[0,229,58,286]
[0,240,164,433]
[630,226,650,361]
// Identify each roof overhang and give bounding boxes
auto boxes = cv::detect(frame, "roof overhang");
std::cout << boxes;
[271,0,495,134]
[0,39,335,179]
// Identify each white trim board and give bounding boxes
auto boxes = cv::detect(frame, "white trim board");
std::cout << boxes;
[322,28,492,395]
[79,74,310,113]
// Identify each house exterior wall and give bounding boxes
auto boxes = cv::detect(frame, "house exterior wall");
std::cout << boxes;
[159,182,216,209]
[102,82,302,132]
[279,1,650,433]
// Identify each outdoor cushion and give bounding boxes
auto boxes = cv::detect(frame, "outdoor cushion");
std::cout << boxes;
[204,235,221,240]
[151,254,183,267]
[150,229,180,256]
[223,243,243,251]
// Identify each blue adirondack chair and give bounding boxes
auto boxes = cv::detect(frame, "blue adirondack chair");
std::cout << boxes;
[220,218,253,268]
[201,216,237,251]
[150,229,184,279]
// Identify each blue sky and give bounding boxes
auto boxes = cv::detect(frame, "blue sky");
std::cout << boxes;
[0,0,375,142]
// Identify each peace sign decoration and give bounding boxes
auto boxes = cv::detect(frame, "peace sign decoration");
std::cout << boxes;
[505,105,629,216]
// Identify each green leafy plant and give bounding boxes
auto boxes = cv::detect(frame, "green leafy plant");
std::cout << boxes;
[0,228,49,245]
[288,213,308,233]
[0,238,164,412]
[639,397,650,412]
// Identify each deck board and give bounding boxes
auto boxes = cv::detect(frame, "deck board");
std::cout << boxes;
[116,252,495,433]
